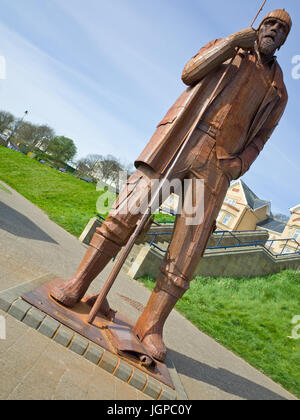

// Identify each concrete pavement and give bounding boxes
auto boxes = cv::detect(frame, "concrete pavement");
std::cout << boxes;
[0,180,297,400]
[0,308,152,400]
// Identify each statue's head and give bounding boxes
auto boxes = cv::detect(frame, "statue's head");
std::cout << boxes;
[258,9,292,56]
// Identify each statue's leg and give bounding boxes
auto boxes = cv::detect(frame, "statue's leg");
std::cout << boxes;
[50,233,121,311]
[51,166,157,311]
[133,149,231,361]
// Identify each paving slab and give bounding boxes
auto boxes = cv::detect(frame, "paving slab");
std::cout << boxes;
[0,181,298,400]
[0,308,153,400]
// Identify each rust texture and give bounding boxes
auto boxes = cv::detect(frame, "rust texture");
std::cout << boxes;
[48,11,291,363]
[22,278,174,389]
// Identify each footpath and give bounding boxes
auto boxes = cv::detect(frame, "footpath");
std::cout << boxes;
[0,181,297,400]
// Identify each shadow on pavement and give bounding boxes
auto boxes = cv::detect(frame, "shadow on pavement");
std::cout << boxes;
[0,201,58,244]
[168,348,288,400]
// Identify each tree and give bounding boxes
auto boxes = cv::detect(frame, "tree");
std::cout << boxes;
[124,162,135,178]
[75,154,124,184]
[99,155,124,185]
[15,122,55,151]
[75,158,91,178]
[0,111,15,136]
[47,136,77,163]
[84,154,104,176]
[15,122,39,149]
[35,125,55,151]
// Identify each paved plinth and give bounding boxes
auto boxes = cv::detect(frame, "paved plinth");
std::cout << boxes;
[0,278,176,400]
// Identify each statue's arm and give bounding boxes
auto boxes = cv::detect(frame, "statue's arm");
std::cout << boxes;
[238,93,288,176]
[181,28,257,86]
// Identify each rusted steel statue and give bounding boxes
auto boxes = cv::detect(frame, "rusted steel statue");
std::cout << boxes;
[51,9,292,362]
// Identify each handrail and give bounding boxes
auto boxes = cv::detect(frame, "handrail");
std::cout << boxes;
[145,230,300,258]
[97,214,106,222]
[97,214,300,258]
[154,221,175,224]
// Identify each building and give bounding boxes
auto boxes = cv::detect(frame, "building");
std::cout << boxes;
[216,180,271,231]
[6,139,21,152]
[285,205,300,241]
[268,205,300,254]
[0,130,22,152]
[160,180,272,230]
[159,181,299,255]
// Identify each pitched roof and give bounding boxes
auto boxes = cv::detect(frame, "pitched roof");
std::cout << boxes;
[240,181,271,212]
[257,218,286,234]
[290,204,300,213]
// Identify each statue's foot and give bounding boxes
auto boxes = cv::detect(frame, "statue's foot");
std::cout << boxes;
[140,333,167,362]
[131,285,181,363]
[50,279,85,308]
[132,325,166,362]
[82,294,116,322]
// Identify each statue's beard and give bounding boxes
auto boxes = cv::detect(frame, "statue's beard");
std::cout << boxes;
[258,37,277,56]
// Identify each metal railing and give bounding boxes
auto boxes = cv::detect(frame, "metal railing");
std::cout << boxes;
[145,230,300,258]
[265,238,300,256]
[97,214,106,223]
[97,214,300,258]
[146,232,173,253]
[97,214,175,225]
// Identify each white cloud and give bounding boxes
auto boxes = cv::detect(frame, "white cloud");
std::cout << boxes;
[54,0,180,103]
[0,21,145,161]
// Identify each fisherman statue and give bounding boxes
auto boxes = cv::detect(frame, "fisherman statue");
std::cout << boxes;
[50,9,292,362]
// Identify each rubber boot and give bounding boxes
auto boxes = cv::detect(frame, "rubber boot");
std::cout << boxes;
[50,232,121,314]
[132,278,185,362]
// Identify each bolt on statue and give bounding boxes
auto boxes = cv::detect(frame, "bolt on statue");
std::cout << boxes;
[50,9,292,362]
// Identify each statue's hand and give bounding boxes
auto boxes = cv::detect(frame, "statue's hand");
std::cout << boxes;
[219,157,242,181]
[231,28,257,50]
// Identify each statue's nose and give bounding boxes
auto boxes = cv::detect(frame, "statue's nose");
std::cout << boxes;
[270,22,281,32]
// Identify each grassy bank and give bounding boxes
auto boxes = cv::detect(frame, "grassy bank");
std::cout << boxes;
[139,270,300,398]
[0,147,116,237]
[0,182,12,194]
[0,146,176,235]
[154,213,176,223]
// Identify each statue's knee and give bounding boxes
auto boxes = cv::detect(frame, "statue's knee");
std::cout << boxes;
[89,231,121,258]
[96,216,136,247]
[156,269,190,299]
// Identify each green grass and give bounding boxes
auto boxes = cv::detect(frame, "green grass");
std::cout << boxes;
[0,146,176,236]
[138,270,300,398]
[0,146,116,237]
[0,182,12,194]
[154,213,176,223]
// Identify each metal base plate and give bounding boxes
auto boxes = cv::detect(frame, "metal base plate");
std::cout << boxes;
[22,278,174,389]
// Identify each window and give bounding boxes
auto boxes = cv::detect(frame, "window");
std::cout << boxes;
[217,212,223,222]
[293,229,300,241]
[222,214,231,226]
[224,198,237,207]
[167,196,175,207]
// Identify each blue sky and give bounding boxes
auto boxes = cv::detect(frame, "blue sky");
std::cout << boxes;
[0,0,299,215]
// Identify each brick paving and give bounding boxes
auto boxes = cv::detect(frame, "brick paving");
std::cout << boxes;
[0,279,175,400]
